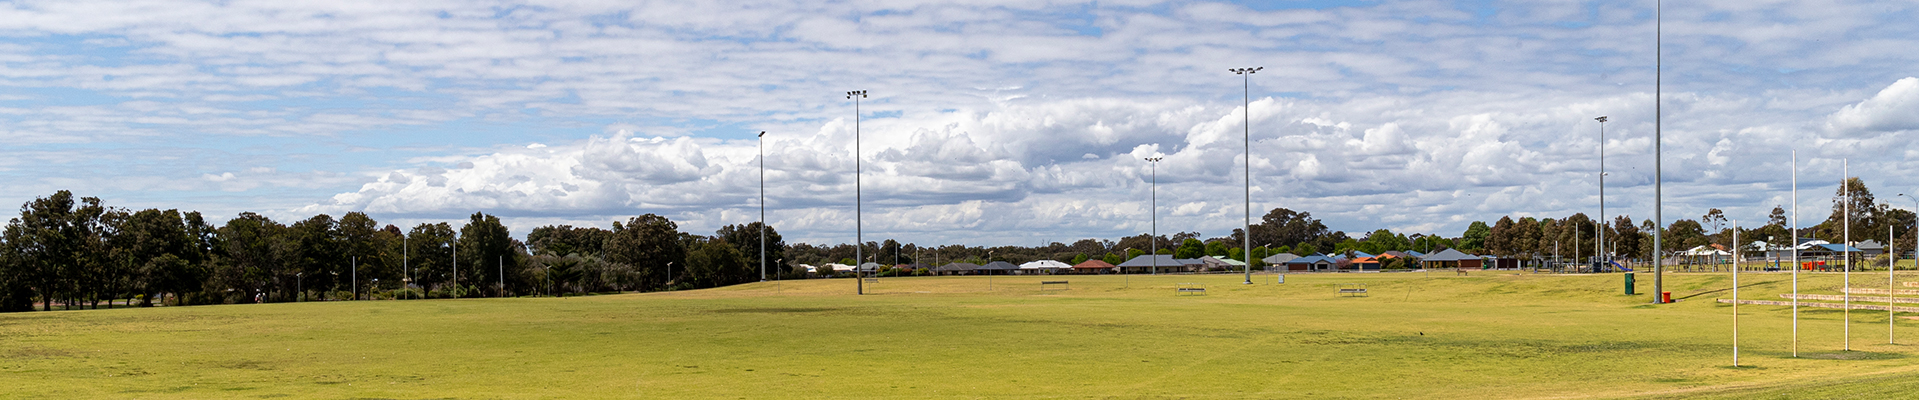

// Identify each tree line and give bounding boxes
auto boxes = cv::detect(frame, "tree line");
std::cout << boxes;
[0,191,790,312]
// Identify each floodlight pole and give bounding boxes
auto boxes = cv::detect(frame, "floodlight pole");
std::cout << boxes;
[848,90,867,295]
[759,130,768,282]
[1653,0,1665,304]
[1793,150,1799,357]
[1596,115,1608,267]
[352,256,358,300]
[1732,218,1739,367]
[1146,156,1163,276]
[1892,222,1897,344]
[498,255,504,298]
[1845,158,1851,352]
[1232,66,1261,285]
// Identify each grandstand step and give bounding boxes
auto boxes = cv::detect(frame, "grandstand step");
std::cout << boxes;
[1717,299,1920,312]
[1779,293,1919,304]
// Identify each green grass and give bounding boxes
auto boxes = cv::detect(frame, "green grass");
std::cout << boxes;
[3,271,1918,398]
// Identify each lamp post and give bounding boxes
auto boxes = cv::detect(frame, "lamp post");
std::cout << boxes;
[1792,150,1799,357]
[1146,156,1163,275]
[296,272,304,302]
[1844,159,1852,352]
[351,256,358,301]
[759,130,768,282]
[1231,66,1262,285]
[403,233,408,300]
[848,90,867,295]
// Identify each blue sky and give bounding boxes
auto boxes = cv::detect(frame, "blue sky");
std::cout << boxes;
[0,0,1916,246]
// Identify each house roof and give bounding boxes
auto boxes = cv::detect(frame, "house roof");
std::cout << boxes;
[1380,250,1410,259]
[978,261,1021,270]
[1262,253,1300,263]
[1814,243,1863,253]
[1857,240,1885,250]
[1019,260,1073,269]
[1200,256,1247,266]
[1406,250,1426,257]
[1286,254,1336,264]
[933,262,980,272]
[1071,260,1117,269]
[1351,256,1379,264]
[1117,254,1203,267]
[1420,248,1479,262]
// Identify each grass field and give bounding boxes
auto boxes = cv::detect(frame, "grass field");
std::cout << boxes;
[3,270,1918,399]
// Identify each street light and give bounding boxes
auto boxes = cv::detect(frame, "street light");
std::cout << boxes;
[759,130,768,282]
[1231,66,1261,285]
[848,90,867,295]
[1145,156,1163,275]
[296,272,304,302]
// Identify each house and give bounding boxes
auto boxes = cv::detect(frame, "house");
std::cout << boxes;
[1856,240,1886,257]
[1019,260,1073,274]
[1347,256,1381,271]
[1071,259,1117,274]
[1380,250,1412,259]
[1199,256,1247,270]
[977,261,1021,275]
[1283,254,1337,271]
[1117,255,1205,273]
[933,262,980,275]
[1262,253,1300,266]
[1420,249,1483,270]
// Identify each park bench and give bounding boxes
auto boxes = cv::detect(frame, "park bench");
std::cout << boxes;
[1177,283,1206,295]
[1040,281,1069,290]
[1338,283,1368,297]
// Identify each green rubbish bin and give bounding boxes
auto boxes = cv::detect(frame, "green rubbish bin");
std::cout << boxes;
[1624,272,1636,295]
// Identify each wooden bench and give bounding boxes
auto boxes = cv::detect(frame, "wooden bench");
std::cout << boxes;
[1177,283,1206,295]
[1040,281,1069,290]
[1338,283,1368,297]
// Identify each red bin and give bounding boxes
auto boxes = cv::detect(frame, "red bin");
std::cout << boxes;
[1661,291,1672,303]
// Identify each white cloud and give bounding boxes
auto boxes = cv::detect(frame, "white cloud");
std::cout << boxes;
[0,0,1913,246]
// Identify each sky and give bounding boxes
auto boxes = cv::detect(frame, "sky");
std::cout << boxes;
[0,0,1917,247]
